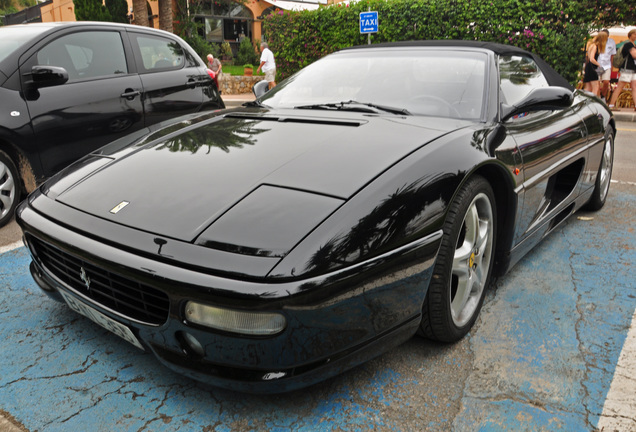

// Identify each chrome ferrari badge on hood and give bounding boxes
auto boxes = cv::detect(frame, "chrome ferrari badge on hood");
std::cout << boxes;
[110,201,130,214]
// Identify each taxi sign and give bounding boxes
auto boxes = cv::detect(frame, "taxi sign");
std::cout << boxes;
[360,11,378,34]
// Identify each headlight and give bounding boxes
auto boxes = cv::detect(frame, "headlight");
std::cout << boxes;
[184,301,286,336]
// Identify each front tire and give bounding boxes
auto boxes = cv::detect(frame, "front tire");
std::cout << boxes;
[420,175,496,342]
[0,150,20,228]
[585,126,614,211]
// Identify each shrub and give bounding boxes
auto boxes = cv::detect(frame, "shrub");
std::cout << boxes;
[235,37,258,67]
[105,0,129,23]
[74,0,112,22]
[221,41,233,62]
[263,0,636,84]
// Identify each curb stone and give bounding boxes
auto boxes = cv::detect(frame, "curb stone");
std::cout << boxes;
[613,110,636,123]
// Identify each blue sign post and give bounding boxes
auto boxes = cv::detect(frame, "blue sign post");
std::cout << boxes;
[360,11,378,44]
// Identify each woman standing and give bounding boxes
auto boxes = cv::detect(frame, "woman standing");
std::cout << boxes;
[608,29,636,111]
[583,32,608,96]
[207,54,222,90]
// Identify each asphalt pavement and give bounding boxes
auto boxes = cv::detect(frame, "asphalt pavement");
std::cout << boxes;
[0,108,635,432]
[1,187,635,431]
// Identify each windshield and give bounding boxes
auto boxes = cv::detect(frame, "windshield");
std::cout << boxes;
[0,25,52,63]
[259,49,487,120]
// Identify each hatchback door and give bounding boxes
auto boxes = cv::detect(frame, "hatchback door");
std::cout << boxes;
[20,29,145,177]
[127,31,218,125]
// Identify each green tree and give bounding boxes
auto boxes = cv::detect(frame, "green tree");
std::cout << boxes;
[132,0,149,27]
[0,0,17,22]
[74,0,112,21]
[173,0,219,61]
[105,0,129,23]
[158,0,173,32]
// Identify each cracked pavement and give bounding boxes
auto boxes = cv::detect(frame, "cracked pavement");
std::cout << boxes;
[0,186,634,431]
[1,122,635,431]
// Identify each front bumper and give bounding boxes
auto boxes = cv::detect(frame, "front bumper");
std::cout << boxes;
[18,201,441,393]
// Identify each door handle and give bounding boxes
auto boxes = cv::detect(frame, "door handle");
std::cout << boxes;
[121,89,141,100]
[187,78,197,89]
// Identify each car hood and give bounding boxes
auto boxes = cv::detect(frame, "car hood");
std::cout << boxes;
[51,110,465,248]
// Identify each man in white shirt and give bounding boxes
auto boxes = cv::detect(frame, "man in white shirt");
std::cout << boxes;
[257,42,277,90]
[598,29,616,101]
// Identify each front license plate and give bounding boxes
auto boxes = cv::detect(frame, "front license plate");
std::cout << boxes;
[59,290,144,351]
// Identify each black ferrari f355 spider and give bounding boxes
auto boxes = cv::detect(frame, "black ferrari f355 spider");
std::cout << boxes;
[17,41,614,393]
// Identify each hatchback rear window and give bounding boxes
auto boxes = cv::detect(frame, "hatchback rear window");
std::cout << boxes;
[132,34,185,72]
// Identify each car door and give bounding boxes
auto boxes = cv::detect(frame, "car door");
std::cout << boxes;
[127,31,212,125]
[20,29,145,177]
[499,54,589,244]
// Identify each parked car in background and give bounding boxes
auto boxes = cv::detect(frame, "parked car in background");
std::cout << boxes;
[17,41,614,393]
[0,22,224,226]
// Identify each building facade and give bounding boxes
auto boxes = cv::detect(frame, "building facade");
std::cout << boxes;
[7,0,334,48]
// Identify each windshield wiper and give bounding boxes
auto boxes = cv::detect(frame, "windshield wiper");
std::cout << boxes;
[295,100,410,115]
[243,100,268,108]
[349,101,411,115]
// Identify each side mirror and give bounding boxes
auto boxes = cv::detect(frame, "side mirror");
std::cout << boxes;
[25,65,69,89]
[501,87,574,121]
[252,80,269,98]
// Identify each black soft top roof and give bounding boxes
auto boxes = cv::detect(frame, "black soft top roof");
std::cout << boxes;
[345,40,573,90]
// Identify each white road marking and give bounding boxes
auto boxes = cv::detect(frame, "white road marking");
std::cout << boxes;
[611,179,636,187]
[0,240,23,254]
[598,308,636,431]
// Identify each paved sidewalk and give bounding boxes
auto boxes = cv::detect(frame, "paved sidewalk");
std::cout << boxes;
[222,93,255,108]
[612,108,636,123]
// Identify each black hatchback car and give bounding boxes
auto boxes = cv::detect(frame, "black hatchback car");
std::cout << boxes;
[0,22,224,226]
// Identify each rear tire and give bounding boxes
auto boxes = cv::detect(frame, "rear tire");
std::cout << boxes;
[585,126,614,211]
[420,175,496,342]
[0,150,20,228]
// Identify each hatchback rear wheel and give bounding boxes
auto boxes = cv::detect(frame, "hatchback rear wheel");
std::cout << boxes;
[0,150,19,227]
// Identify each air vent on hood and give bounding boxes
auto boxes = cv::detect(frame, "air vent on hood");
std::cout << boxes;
[224,112,364,127]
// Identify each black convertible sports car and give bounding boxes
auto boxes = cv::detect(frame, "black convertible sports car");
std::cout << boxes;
[17,41,614,393]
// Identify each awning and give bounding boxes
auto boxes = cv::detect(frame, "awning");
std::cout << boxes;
[606,26,636,37]
[591,26,636,44]
[263,0,327,11]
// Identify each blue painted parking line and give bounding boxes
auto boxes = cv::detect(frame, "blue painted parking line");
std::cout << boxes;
[1,190,635,431]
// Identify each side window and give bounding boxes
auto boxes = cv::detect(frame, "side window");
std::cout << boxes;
[37,31,128,81]
[132,34,185,72]
[498,55,549,106]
